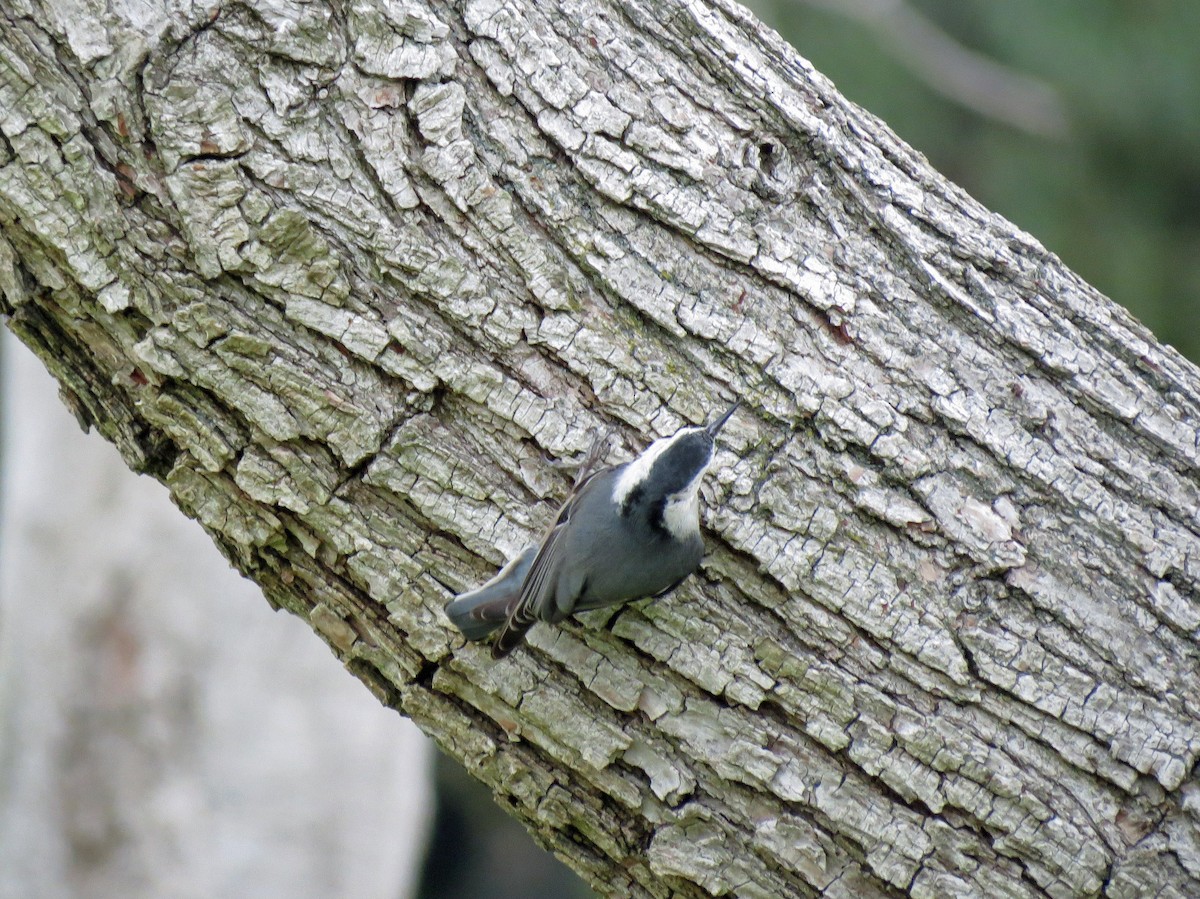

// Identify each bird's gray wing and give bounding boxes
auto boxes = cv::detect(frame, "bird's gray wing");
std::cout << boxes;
[491,466,607,657]
[491,519,568,657]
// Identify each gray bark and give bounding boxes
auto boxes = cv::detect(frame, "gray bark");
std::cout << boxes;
[2,0,1198,896]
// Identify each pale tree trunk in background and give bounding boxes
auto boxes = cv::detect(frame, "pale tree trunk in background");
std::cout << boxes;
[0,333,431,899]
[1,0,1199,896]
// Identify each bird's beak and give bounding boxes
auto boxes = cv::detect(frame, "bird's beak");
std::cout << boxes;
[706,400,740,437]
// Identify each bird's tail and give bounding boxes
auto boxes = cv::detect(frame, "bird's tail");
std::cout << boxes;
[491,608,536,658]
[444,546,536,642]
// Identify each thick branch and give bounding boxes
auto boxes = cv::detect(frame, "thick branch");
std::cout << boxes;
[1,0,1198,896]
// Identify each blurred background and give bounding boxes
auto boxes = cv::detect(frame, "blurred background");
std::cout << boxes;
[2,2,1197,898]
[756,0,1200,362]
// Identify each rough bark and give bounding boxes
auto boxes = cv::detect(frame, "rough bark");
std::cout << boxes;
[1,0,1198,896]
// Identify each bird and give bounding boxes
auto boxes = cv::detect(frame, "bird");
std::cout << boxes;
[444,400,739,657]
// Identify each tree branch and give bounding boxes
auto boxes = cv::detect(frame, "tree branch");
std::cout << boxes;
[1,0,1198,895]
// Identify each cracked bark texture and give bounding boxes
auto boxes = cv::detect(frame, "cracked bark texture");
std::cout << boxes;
[1,0,1198,896]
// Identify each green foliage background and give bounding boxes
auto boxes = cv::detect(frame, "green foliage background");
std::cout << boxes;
[757,0,1200,361]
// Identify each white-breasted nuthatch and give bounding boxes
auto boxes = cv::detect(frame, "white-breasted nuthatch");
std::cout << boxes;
[445,401,739,657]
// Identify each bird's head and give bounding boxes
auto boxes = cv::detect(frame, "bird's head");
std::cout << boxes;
[612,401,739,533]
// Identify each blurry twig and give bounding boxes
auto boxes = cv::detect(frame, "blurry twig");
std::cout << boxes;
[794,0,1071,138]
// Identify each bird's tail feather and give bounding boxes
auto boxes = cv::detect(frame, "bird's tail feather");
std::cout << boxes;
[492,611,535,658]
[444,546,536,642]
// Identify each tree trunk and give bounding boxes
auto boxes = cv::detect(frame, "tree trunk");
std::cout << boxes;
[2,0,1198,896]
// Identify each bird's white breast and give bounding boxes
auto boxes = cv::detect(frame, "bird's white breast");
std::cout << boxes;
[662,479,703,541]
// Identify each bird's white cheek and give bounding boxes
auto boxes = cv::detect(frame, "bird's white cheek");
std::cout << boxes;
[662,489,701,541]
